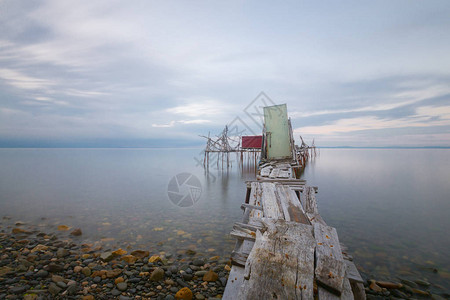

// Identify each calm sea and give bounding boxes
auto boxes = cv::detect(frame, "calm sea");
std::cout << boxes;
[0,148,449,289]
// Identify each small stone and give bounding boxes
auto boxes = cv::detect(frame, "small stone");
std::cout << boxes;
[130,250,149,258]
[194,270,207,277]
[111,289,121,296]
[175,287,193,300]
[115,277,124,284]
[73,265,82,273]
[106,269,122,278]
[51,275,65,283]
[31,244,48,252]
[70,228,82,236]
[150,267,165,281]
[48,283,62,295]
[186,249,196,256]
[82,267,91,276]
[47,263,64,273]
[400,278,418,288]
[67,284,78,295]
[9,286,28,294]
[148,255,161,263]
[415,279,431,286]
[192,259,204,267]
[57,225,70,231]
[156,285,163,290]
[224,265,231,271]
[82,296,95,300]
[56,281,67,289]
[117,282,127,291]
[113,248,127,256]
[195,294,205,300]
[369,280,383,292]
[182,273,193,281]
[35,270,49,278]
[100,251,117,262]
[376,281,402,289]
[176,279,189,288]
[121,255,137,264]
[56,248,70,258]
[412,288,430,296]
[93,276,101,283]
[203,270,218,282]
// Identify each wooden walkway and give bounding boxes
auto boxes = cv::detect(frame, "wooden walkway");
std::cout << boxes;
[223,160,366,300]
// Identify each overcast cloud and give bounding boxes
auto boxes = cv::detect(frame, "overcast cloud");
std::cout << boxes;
[1,0,450,147]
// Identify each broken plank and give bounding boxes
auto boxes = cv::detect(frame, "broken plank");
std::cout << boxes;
[314,223,346,296]
[260,182,282,219]
[304,186,319,214]
[276,184,310,224]
[269,168,280,178]
[260,166,272,177]
[238,219,316,299]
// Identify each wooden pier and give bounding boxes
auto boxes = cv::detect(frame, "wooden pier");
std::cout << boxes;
[222,104,365,299]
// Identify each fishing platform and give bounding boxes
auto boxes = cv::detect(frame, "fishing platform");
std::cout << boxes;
[222,104,365,299]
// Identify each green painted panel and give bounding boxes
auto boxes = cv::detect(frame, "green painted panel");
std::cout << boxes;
[263,104,292,159]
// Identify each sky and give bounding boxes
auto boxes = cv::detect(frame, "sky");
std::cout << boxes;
[1,0,450,147]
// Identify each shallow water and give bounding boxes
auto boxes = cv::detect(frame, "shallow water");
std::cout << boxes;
[0,148,449,289]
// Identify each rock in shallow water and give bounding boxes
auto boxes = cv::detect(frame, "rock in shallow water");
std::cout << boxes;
[117,282,127,291]
[175,287,193,300]
[150,267,165,281]
[203,270,218,282]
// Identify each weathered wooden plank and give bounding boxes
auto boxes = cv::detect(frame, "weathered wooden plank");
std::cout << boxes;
[260,182,282,219]
[269,168,280,178]
[234,222,263,231]
[304,186,319,214]
[241,203,263,211]
[248,182,261,206]
[345,260,363,283]
[260,166,272,177]
[277,184,311,224]
[223,266,246,300]
[314,223,346,296]
[278,170,291,178]
[230,223,257,241]
[306,212,327,226]
[231,251,249,267]
[248,179,306,184]
[237,219,316,299]
[318,277,354,300]
[256,176,307,183]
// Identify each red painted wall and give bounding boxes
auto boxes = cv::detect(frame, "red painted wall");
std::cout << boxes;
[242,136,262,149]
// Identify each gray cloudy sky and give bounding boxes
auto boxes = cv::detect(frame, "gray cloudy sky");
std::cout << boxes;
[1,0,450,147]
